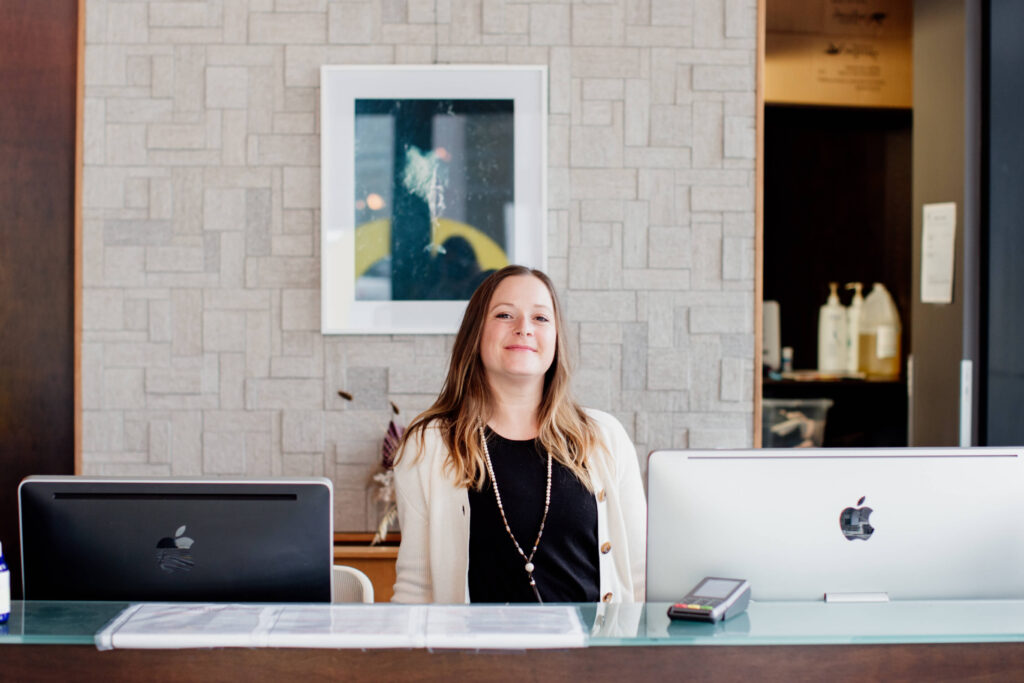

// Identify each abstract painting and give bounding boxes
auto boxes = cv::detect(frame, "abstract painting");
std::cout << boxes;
[321,66,546,334]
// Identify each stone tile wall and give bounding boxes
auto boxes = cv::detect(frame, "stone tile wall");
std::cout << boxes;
[81,0,758,531]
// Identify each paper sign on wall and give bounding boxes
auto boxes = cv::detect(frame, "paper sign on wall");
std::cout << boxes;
[920,202,957,304]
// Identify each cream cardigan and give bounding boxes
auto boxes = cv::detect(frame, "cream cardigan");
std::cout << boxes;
[391,409,647,604]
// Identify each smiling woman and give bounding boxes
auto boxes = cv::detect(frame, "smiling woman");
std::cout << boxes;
[390,265,647,605]
[478,274,557,408]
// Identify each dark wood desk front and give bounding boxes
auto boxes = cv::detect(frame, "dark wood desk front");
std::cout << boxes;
[7,641,1024,682]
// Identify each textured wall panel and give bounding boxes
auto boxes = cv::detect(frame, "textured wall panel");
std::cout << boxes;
[81,0,758,531]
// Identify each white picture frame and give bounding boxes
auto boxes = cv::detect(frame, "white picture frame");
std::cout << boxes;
[320,65,547,335]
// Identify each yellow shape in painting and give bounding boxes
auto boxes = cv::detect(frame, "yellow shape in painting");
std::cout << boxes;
[354,218,509,278]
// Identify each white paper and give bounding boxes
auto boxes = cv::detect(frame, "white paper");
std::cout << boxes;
[921,202,957,303]
[423,605,586,649]
[95,603,586,651]
[96,603,426,650]
[269,604,427,649]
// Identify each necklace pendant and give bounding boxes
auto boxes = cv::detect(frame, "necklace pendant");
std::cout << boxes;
[524,561,535,574]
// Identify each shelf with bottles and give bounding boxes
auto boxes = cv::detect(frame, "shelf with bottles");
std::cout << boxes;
[763,104,912,397]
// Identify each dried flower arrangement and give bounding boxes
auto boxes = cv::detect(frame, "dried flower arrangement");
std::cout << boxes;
[337,391,404,545]
[371,401,404,545]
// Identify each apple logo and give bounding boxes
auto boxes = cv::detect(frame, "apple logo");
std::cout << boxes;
[156,524,195,572]
[839,496,875,541]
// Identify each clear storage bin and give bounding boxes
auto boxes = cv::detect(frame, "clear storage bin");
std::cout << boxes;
[761,398,834,448]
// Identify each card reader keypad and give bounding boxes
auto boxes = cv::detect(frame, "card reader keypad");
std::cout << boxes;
[672,601,714,611]
[669,577,750,623]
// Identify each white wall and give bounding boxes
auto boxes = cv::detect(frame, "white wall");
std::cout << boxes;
[81,0,758,531]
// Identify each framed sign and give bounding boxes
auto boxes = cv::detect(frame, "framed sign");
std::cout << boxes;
[320,65,547,334]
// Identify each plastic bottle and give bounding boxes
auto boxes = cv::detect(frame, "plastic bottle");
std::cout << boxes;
[817,282,848,372]
[858,282,901,380]
[845,282,864,374]
[0,540,10,624]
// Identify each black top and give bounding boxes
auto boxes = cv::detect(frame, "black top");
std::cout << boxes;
[467,429,599,603]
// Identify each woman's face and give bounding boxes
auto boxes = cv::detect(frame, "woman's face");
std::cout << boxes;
[479,275,557,386]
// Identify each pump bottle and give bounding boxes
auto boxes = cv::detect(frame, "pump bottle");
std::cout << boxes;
[845,282,864,374]
[817,282,848,373]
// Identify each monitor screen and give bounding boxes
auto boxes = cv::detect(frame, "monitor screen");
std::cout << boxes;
[19,476,333,602]
[646,447,1024,602]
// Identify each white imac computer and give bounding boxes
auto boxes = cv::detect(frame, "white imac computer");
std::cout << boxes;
[19,476,334,602]
[646,447,1024,603]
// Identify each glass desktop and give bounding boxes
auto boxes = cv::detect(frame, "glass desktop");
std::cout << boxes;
[6,600,1024,648]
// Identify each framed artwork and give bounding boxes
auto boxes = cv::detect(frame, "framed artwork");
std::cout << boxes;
[320,65,547,334]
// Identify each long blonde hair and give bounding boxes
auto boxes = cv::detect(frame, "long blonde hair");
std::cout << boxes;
[396,265,602,491]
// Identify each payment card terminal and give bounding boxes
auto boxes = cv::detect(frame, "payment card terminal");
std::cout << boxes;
[667,577,750,623]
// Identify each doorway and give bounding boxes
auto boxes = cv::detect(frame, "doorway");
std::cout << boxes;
[759,0,913,448]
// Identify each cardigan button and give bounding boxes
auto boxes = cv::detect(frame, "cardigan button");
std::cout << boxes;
[600,542,612,554]
[602,592,613,602]
[597,489,606,502]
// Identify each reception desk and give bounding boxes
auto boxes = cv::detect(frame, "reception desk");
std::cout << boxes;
[5,600,1024,681]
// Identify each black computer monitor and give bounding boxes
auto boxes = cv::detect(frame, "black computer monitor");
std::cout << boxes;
[18,476,334,602]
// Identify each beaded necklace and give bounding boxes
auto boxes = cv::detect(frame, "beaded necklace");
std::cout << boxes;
[479,426,552,603]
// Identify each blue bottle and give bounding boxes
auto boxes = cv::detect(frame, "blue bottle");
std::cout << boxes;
[0,540,10,624]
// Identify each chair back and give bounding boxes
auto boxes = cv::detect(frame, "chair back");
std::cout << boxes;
[332,565,375,603]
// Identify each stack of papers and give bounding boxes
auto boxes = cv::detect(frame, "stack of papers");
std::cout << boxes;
[94,603,587,650]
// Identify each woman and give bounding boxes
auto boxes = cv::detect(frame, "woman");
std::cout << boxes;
[391,265,646,604]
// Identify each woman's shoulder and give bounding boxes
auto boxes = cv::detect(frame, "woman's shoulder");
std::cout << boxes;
[582,407,635,451]
[582,407,627,434]
[413,415,447,436]
[581,409,642,488]
[395,416,447,462]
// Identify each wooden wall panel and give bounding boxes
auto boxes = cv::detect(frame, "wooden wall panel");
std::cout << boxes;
[909,0,977,446]
[0,0,79,598]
